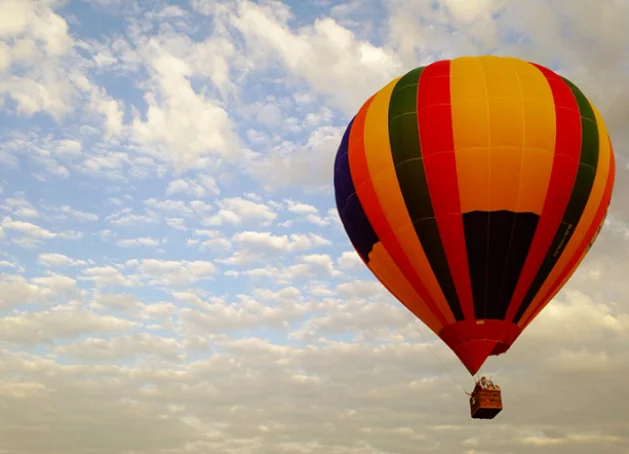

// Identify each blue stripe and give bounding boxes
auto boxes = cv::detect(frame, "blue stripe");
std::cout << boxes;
[334,118,379,262]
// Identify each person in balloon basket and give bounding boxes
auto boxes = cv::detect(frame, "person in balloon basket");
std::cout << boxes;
[468,377,500,396]
[478,376,499,391]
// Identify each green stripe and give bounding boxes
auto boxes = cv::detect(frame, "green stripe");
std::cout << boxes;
[513,77,599,323]
[387,66,464,321]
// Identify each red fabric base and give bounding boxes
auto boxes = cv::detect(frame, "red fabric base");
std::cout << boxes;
[439,320,522,375]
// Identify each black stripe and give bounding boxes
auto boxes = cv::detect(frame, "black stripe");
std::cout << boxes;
[388,67,464,321]
[463,211,539,319]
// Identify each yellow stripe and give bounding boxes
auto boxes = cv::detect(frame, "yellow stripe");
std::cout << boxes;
[450,56,555,214]
[517,105,612,326]
[363,78,455,324]
[513,59,556,213]
[367,243,443,334]
[450,57,491,212]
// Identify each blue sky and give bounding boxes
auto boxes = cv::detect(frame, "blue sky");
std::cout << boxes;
[1,0,629,453]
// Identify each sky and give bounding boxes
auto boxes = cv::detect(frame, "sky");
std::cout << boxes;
[1,0,629,453]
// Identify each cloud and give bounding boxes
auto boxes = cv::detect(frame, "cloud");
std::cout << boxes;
[0,275,43,309]
[229,0,402,113]
[1,217,56,239]
[166,176,220,198]
[218,231,332,268]
[125,259,218,287]
[0,194,39,217]
[116,237,165,248]
[1,304,137,344]
[337,250,363,270]
[129,35,241,168]
[80,265,135,288]
[203,197,277,227]
[52,205,99,222]
[54,332,184,362]
[106,209,160,227]
[248,125,346,192]
[3,284,629,453]
[90,293,143,313]
[0,0,75,118]
[165,217,187,231]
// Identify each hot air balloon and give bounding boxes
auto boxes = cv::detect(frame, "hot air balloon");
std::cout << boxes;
[333,55,615,419]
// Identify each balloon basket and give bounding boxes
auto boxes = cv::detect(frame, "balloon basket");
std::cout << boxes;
[470,388,503,420]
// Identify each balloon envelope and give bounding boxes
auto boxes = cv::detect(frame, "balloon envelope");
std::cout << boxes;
[333,55,615,375]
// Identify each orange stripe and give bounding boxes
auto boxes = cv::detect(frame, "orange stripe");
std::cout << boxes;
[367,243,443,334]
[349,94,449,327]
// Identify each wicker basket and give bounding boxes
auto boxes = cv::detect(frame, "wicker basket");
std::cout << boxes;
[470,388,503,419]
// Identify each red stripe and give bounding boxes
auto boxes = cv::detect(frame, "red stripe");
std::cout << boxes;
[349,94,449,327]
[505,63,582,322]
[416,60,475,321]
[521,142,615,328]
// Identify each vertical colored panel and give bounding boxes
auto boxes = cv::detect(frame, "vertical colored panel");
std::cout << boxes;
[334,118,379,261]
[517,106,612,326]
[388,66,463,321]
[334,118,445,333]
[416,60,475,321]
[502,63,582,321]
[490,58,555,319]
[349,82,451,327]
[484,58,525,212]
[510,59,556,213]
[449,57,491,319]
[482,59,525,319]
[450,57,491,213]
[363,76,456,324]
[449,56,555,319]
[512,77,600,323]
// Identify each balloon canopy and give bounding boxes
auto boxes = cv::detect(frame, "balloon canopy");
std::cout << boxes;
[333,55,615,375]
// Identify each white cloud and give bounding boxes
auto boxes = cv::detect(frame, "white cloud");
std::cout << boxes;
[1,304,137,344]
[337,250,363,270]
[1,217,56,239]
[53,205,99,222]
[178,295,301,334]
[90,293,143,312]
[284,199,330,226]
[80,266,135,288]
[54,332,184,361]
[165,217,187,231]
[125,259,217,287]
[0,194,39,217]
[223,231,331,266]
[116,237,165,248]
[106,209,159,227]
[142,301,177,320]
[0,0,76,118]
[166,176,220,197]
[230,0,401,113]
[248,125,346,191]
[203,197,277,226]
[130,39,240,168]
[0,275,43,309]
